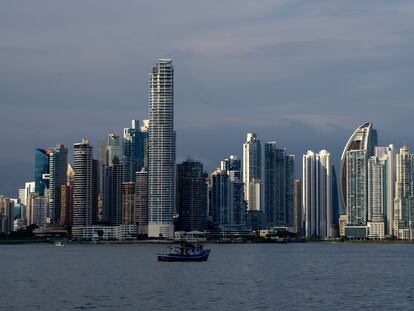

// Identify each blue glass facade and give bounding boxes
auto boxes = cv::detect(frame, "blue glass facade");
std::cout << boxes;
[35,149,50,196]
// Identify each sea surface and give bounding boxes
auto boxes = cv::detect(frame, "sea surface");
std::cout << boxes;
[1,242,414,310]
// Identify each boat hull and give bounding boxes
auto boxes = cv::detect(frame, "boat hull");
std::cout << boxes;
[157,249,210,262]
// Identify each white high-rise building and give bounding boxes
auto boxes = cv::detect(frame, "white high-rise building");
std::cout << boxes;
[367,145,394,238]
[243,133,262,211]
[302,150,332,239]
[148,59,176,238]
[394,145,414,240]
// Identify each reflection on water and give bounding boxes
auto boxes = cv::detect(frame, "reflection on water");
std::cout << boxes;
[1,243,414,310]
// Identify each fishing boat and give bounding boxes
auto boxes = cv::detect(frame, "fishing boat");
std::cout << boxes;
[157,240,210,262]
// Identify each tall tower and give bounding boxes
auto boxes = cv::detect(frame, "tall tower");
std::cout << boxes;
[72,139,93,238]
[302,150,332,239]
[35,148,51,196]
[243,133,262,211]
[135,169,148,235]
[176,159,208,232]
[339,122,377,218]
[394,145,414,239]
[48,144,68,223]
[264,142,295,228]
[148,59,176,238]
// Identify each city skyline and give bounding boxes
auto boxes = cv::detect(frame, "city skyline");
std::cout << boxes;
[2,1,414,196]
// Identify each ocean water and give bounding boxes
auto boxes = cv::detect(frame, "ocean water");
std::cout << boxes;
[1,242,414,310]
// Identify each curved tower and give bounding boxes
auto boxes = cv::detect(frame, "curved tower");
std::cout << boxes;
[339,122,377,217]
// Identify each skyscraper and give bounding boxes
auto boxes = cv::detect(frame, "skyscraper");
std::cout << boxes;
[48,144,68,223]
[340,122,377,217]
[340,122,377,238]
[367,145,394,238]
[293,177,302,235]
[243,133,262,211]
[135,169,148,235]
[122,182,135,225]
[123,119,149,181]
[148,59,176,238]
[35,148,51,196]
[73,139,93,238]
[209,168,246,229]
[394,145,414,239]
[176,159,208,232]
[264,142,295,228]
[302,150,332,239]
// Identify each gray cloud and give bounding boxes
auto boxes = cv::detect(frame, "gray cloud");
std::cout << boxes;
[1,0,414,196]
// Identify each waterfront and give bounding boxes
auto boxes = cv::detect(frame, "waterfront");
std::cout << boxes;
[1,243,414,310]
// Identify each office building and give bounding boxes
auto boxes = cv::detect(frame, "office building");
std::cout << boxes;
[122,182,135,225]
[264,142,295,228]
[35,148,51,196]
[176,159,207,232]
[48,144,68,223]
[135,169,148,235]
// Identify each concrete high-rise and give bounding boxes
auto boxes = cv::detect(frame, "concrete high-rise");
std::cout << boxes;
[122,182,135,225]
[264,142,295,228]
[176,159,207,232]
[148,59,176,238]
[135,169,148,235]
[367,145,394,238]
[73,139,93,238]
[293,177,302,235]
[243,133,262,211]
[394,145,414,239]
[302,150,332,239]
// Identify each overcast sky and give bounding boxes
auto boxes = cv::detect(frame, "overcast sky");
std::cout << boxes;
[1,0,414,196]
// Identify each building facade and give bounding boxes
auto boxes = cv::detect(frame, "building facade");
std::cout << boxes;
[302,150,332,239]
[148,59,176,238]
[264,142,295,228]
[176,159,207,232]
[73,139,94,237]
[243,133,262,211]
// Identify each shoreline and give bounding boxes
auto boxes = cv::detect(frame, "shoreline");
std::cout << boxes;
[1,239,414,245]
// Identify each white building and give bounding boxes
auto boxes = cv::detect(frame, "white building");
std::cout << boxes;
[243,133,262,211]
[367,145,394,239]
[302,150,332,239]
[394,145,414,240]
[148,59,176,238]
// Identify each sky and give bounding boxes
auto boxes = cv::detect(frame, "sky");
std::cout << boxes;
[1,0,414,196]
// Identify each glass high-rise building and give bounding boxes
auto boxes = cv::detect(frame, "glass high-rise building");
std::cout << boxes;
[48,144,68,223]
[340,122,377,218]
[264,142,295,228]
[176,159,207,232]
[148,59,176,238]
[35,149,51,196]
[123,119,149,182]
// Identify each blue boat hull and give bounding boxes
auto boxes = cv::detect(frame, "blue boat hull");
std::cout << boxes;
[158,249,210,262]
